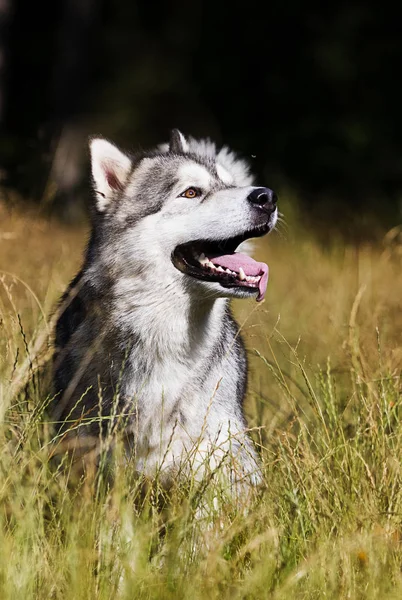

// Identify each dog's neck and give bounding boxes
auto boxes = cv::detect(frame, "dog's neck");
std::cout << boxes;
[93,271,230,365]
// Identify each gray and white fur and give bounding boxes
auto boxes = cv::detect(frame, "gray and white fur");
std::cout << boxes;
[52,130,278,491]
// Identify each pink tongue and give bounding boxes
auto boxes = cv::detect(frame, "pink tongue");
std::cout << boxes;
[210,253,269,302]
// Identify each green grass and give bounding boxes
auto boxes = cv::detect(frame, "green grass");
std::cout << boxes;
[0,202,401,599]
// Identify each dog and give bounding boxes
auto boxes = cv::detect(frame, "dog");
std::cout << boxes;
[52,129,277,492]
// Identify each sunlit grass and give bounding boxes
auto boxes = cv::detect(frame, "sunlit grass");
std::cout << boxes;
[0,200,401,599]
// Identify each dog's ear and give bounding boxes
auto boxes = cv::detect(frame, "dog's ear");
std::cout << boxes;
[169,129,188,154]
[89,138,132,211]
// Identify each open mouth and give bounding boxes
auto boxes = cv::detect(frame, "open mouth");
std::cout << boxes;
[172,223,270,302]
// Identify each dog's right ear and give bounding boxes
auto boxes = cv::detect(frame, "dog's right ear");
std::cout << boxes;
[89,138,132,211]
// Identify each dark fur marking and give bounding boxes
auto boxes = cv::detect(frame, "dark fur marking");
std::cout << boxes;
[55,271,86,350]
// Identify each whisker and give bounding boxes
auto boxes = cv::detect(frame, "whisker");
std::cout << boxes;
[273,227,287,241]
[276,218,289,233]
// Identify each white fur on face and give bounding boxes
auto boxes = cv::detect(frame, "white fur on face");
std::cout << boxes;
[109,182,270,304]
[270,208,278,229]
[159,185,260,245]
[176,162,213,194]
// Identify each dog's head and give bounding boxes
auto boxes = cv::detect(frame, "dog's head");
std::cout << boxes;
[89,130,277,303]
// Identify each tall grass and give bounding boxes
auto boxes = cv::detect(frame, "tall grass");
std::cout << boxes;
[0,201,401,599]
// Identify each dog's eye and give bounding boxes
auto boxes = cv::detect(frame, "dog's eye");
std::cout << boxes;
[180,187,200,199]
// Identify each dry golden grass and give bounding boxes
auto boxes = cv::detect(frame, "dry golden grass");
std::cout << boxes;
[0,200,401,599]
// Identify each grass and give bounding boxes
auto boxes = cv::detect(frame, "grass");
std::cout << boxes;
[0,199,401,599]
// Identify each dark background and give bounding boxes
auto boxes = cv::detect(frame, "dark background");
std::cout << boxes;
[1,0,402,236]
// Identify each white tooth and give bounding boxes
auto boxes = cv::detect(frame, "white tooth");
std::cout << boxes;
[199,253,206,261]
[206,261,215,269]
[225,268,232,274]
[216,266,224,272]
[238,267,246,280]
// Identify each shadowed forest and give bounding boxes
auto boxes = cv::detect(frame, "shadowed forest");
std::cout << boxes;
[1,0,402,234]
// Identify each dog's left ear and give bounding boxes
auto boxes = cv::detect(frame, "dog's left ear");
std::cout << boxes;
[90,138,132,211]
[169,129,189,154]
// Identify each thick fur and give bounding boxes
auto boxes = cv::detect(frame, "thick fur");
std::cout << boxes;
[52,131,277,490]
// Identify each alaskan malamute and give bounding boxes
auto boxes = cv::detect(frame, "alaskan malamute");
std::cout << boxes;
[52,129,277,492]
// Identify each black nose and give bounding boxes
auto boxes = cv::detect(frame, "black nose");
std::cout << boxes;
[247,187,278,212]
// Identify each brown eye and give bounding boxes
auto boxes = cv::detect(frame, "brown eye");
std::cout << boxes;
[181,187,199,199]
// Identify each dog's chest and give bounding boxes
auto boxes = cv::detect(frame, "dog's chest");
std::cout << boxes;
[122,353,205,445]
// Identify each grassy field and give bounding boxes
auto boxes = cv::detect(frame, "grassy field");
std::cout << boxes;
[0,199,401,599]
